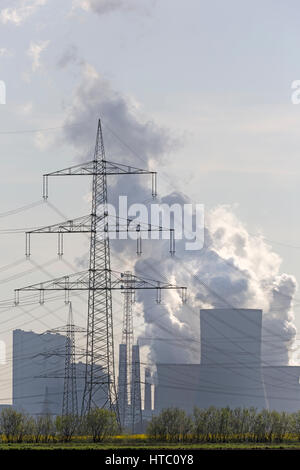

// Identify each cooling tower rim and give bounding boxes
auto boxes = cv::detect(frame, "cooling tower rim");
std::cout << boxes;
[156,363,199,366]
[200,308,262,312]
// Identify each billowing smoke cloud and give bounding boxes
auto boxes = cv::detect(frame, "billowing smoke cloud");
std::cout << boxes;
[131,202,297,367]
[62,63,175,166]
[262,274,297,365]
[60,62,298,368]
[61,62,178,223]
[200,207,297,366]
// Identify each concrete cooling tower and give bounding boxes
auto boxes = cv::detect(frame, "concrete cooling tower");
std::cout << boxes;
[198,308,267,410]
[155,308,268,413]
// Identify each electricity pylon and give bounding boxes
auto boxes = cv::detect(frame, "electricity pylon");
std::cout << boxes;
[119,264,181,430]
[49,302,85,416]
[121,272,134,376]
[15,119,186,424]
[37,302,85,416]
[118,272,134,428]
[63,303,79,416]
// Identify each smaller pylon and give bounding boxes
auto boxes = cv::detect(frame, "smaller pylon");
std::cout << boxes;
[40,303,85,416]
[62,302,80,417]
[118,272,134,428]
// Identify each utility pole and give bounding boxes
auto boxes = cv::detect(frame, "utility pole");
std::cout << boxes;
[15,119,186,426]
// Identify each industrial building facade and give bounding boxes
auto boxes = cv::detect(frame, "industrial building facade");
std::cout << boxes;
[11,308,300,418]
[12,330,112,416]
[154,309,300,414]
[13,329,65,416]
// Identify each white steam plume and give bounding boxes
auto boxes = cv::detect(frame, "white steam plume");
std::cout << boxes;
[134,203,297,366]
[61,63,298,368]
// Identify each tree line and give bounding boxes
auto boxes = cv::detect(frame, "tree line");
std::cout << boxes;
[0,407,117,443]
[2,406,300,443]
[146,407,300,443]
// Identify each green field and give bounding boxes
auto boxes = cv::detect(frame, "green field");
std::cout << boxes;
[1,441,300,450]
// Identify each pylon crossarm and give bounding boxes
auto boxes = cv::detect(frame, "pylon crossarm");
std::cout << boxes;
[26,214,93,234]
[44,160,155,177]
[15,270,89,290]
[27,213,171,234]
[25,214,175,257]
[104,160,155,176]
[44,325,86,334]
[106,270,187,302]
[14,270,88,304]
[25,214,95,257]
[43,160,157,199]
[14,268,187,304]
[108,216,175,255]
[44,160,95,177]
[15,268,185,291]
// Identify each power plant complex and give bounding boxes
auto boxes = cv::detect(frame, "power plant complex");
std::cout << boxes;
[155,308,300,415]
[10,307,300,426]
[1,119,299,429]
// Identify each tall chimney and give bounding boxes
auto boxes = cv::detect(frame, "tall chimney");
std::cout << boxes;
[131,344,142,433]
[144,367,152,412]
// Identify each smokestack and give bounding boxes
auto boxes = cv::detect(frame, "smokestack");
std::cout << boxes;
[131,344,142,433]
[144,367,152,412]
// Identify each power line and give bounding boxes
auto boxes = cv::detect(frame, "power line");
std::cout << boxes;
[0,123,81,136]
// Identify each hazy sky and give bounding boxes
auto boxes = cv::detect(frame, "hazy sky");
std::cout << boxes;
[0,0,300,402]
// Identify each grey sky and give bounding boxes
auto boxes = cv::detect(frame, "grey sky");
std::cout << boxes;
[0,0,300,402]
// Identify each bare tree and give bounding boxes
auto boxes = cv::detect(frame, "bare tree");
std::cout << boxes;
[85,408,118,442]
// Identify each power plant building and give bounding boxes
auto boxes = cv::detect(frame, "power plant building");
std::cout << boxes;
[13,329,65,416]
[154,309,300,413]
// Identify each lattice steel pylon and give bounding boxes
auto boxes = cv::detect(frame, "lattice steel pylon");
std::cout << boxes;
[38,302,85,416]
[15,118,187,425]
[121,273,134,376]
[83,121,115,415]
[62,302,80,416]
[118,272,134,428]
